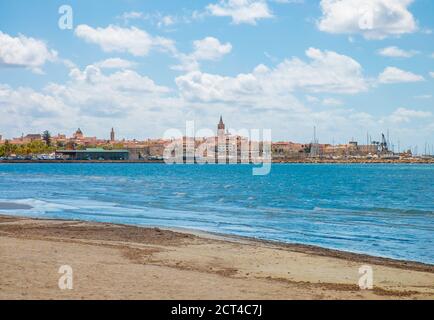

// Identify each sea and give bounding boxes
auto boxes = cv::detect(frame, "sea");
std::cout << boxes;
[0,163,433,264]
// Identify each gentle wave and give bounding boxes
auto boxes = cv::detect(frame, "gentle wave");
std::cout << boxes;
[0,163,433,264]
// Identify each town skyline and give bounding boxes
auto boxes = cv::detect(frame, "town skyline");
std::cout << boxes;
[2,115,433,157]
[2,112,434,155]
[0,1,433,151]
[0,119,424,151]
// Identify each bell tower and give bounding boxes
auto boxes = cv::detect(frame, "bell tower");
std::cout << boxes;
[217,116,225,137]
[110,128,115,142]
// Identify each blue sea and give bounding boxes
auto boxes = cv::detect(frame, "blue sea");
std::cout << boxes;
[0,163,433,264]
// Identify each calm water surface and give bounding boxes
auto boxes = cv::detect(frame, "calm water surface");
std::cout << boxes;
[0,163,433,264]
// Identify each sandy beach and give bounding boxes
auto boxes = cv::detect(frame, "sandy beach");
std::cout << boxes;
[0,215,433,300]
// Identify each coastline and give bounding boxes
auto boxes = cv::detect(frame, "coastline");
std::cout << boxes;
[0,159,434,164]
[1,214,433,300]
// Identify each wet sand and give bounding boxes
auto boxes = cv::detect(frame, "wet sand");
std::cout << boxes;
[0,203,33,210]
[0,215,433,300]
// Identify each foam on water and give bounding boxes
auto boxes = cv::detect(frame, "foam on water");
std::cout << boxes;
[0,198,74,214]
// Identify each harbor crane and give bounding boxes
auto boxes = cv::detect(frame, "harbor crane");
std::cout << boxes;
[371,133,389,154]
[380,133,389,152]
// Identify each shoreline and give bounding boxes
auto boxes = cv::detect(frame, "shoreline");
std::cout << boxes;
[1,159,434,164]
[165,226,434,272]
[1,214,433,300]
[2,213,433,270]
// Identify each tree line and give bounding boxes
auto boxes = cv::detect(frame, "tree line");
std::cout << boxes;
[0,131,125,157]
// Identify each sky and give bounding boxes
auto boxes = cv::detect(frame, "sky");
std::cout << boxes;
[0,0,433,153]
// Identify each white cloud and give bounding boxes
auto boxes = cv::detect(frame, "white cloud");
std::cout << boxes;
[172,37,232,72]
[0,84,68,118]
[63,65,169,99]
[298,96,343,107]
[430,72,434,78]
[318,0,418,40]
[118,11,190,28]
[414,94,432,99]
[1,64,432,150]
[0,54,191,139]
[176,71,261,102]
[0,74,180,139]
[192,37,232,61]
[389,107,432,123]
[306,95,320,103]
[0,31,57,72]
[45,64,172,122]
[118,11,143,21]
[273,0,304,3]
[158,15,176,28]
[207,0,273,25]
[26,63,171,121]
[322,98,343,106]
[295,48,368,93]
[176,47,368,102]
[94,58,136,69]
[378,67,424,84]
[378,46,417,58]
[74,25,175,56]
[171,56,200,72]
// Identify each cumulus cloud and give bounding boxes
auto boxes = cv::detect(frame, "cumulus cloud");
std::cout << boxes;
[0,31,57,72]
[430,72,434,78]
[0,63,166,123]
[378,46,417,58]
[74,25,175,56]
[172,37,232,72]
[1,62,431,150]
[176,47,368,102]
[322,98,343,106]
[207,0,273,25]
[192,37,232,61]
[378,67,424,84]
[157,15,176,28]
[0,84,68,118]
[318,0,418,40]
[273,0,304,3]
[2,66,178,142]
[55,65,170,115]
[176,71,261,102]
[389,107,432,123]
[94,58,136,69]
[0,61,183,138]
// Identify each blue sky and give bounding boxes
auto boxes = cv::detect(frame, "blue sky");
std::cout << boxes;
[0,0,433,153]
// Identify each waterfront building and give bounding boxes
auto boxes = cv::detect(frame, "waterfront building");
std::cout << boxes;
[56,148,129,161]
[70,128,98,146]
[51,134,67,146]
[322,142,380,158]
[272,142,306,159]
[24,134,42,142]
[73,128,84,140]
[7,133,43,145]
